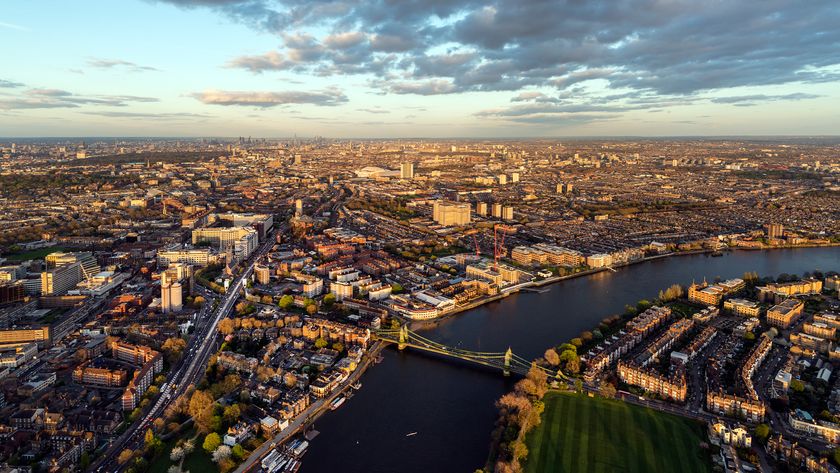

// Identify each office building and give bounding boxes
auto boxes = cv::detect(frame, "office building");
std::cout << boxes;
[192,227,259,261]
[432,200,471,226]
[767,299,805,328]
[41,263,82,295]
[45,252,100,279]
[723,298,761,317]
[158,247,217,267]
[400,162,414,179]
[255,264,271,285]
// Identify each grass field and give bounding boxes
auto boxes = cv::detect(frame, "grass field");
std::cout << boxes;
[5,246,65,261]
[524,392,711,473]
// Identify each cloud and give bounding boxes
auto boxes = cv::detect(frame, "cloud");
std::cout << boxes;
[161,0,840,102]
[0,89,159,110]
[356,108,390,114]
[0,21,28,31]
[377,79,457,95]
[710,93,821,105]
[0,79,24,88]
[80,111,213,119]
[87,58,159,72]
[191,88,348,107]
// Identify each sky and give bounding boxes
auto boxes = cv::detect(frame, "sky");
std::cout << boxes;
[1,0,839,138]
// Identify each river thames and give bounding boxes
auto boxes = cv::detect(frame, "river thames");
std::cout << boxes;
[301,248,840,473]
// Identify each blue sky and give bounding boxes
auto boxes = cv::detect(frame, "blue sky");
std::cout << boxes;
[1,0,839,137]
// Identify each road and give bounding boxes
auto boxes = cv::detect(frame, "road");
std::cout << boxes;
[91,232,278,472]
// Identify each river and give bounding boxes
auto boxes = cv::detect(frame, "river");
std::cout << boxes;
[300,248,840,473]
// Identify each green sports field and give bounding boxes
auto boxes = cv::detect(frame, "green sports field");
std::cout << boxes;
[524,392,711,473]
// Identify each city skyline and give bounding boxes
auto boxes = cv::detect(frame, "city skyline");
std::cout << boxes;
[2,0,840,137]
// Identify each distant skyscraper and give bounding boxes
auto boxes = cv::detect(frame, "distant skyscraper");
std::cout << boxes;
[295,199,304,217]
[400,162,415,179]
[511,172,520,183]
[476,202,488,216]
[498,174,507,185]
[502,206,514,221]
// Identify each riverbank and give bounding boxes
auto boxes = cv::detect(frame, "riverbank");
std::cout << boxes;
[412,244,838,329]
[234,340,386,473]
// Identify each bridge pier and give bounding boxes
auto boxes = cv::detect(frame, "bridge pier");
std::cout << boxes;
[503,347,512,376]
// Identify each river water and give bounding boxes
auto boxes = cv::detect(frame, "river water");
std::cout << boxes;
[301,248,840,473]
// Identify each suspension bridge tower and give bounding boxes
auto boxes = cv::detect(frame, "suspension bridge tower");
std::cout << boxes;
[398,325,408,350]
[503,347,512,376]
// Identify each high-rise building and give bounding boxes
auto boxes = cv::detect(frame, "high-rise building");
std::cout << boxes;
[492,203,503,218]
[41,263,82,295]
[400,162,415,179]
[255,264,271,285]
[161,282,182,313]
[192,227,258,261]
[46,252,99,279]
[432,200,471,226]
[511,172,520,183]
[766,223,784,239]
[476,202,488,216]
[502,206,514,221]
[498,174,507,185]
[295,199,304,217]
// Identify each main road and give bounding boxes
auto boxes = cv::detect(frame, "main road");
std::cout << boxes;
[92,229,279,472]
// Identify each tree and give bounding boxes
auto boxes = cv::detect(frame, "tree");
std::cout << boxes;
[574,379,583,394]
[278,295,294,309]
[754,424,771,442]
[212,445,232,463]
[565,357,580,374]
[223,404,242,425]
[203,432,221,453]
[790,379,805,392]
[232,443,245,459]
[162,337,187,362]
[117,449,135,465]
[183,439,195,454]
[144,429,155,448]
[261,295,274,304]
[170,446,185,462]
[744,331,756,341]
[189,390,215,433]
[391,283,404,294]
[192,295,205,307]
[314,338,328,349]
[544,348,560,366]
[834,448,840,467]
[323,293,336,307]
[512,440,529,462]
[332,342,344,353]
[218,318,235,336]
[306,303,318,315]
[600,382,617,398]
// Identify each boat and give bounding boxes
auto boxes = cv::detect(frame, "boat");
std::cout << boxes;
[330,396,346,410]
[406,432,418,437]
[351,381,362,390]
[711,250,723,257]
